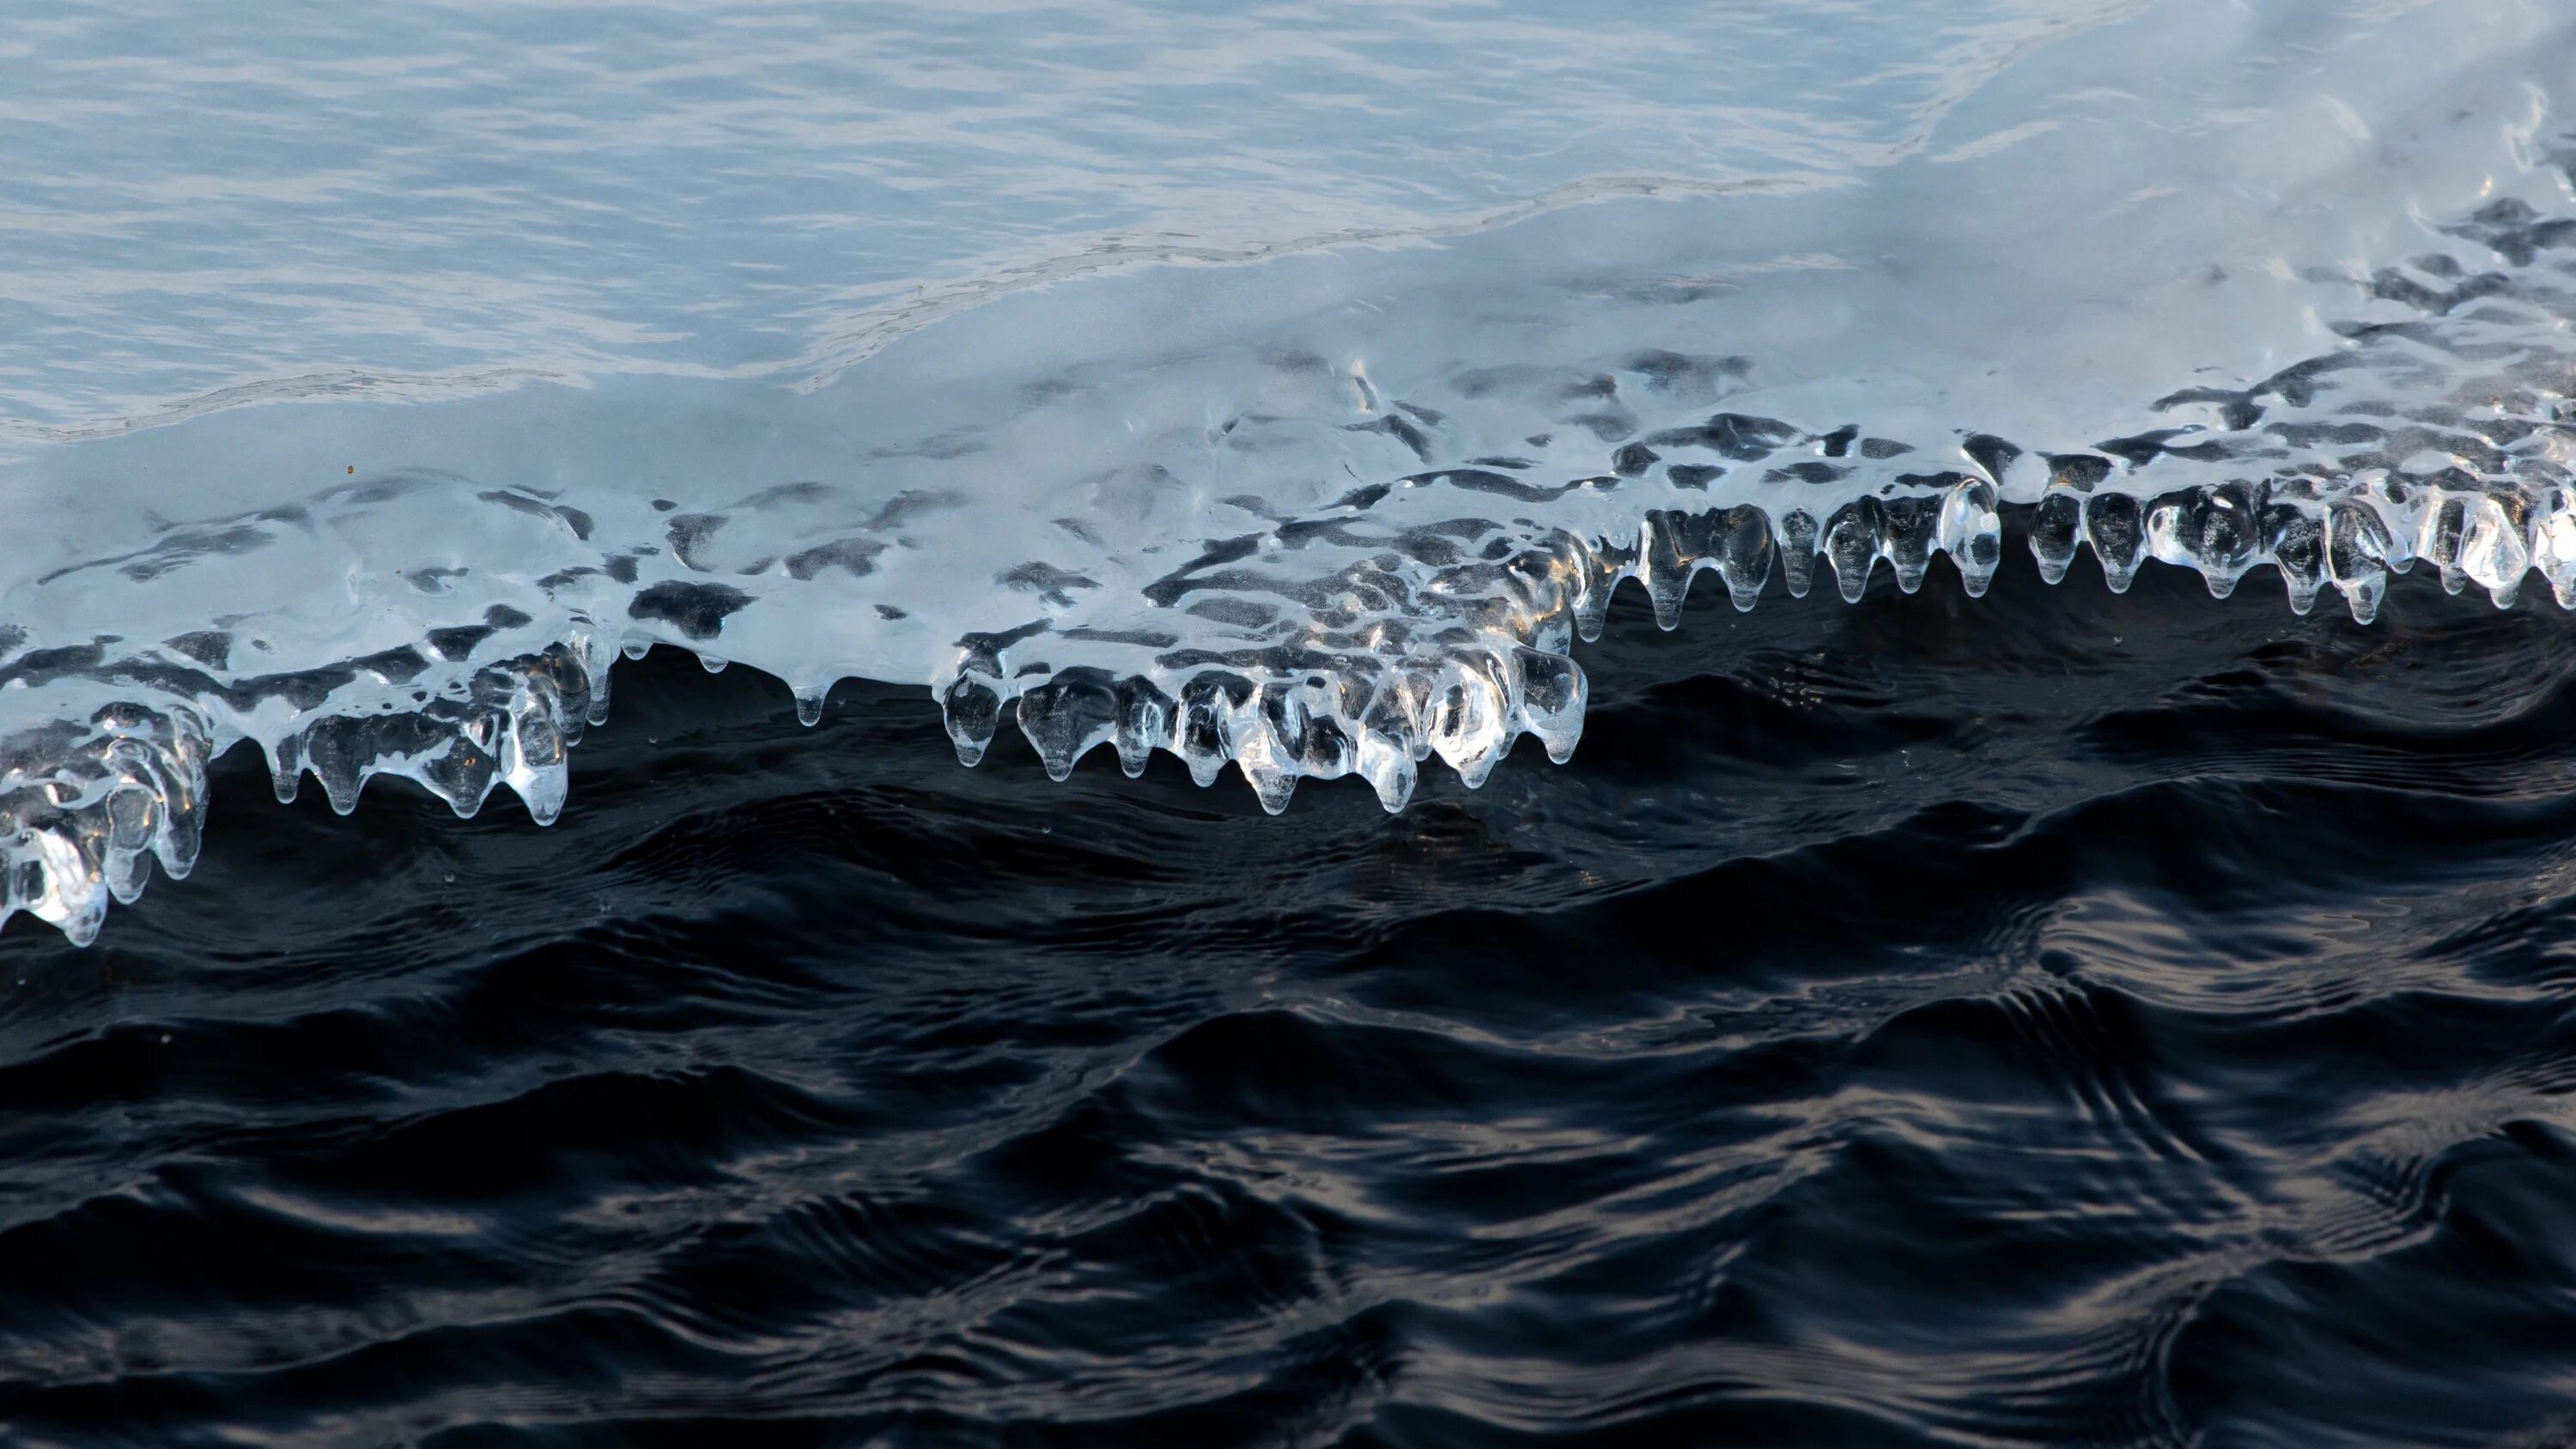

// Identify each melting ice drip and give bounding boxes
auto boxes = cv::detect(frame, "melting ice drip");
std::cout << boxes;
[7,167,2576,943]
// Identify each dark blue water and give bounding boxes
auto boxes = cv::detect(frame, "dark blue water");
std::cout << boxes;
[8,543,2576,1447]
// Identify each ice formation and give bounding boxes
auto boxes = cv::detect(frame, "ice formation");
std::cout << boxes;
[4,0,2574,940]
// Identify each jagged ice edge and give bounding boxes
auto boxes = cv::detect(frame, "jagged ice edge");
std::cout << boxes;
[9,459,2573,946]
[939,464,2573,818]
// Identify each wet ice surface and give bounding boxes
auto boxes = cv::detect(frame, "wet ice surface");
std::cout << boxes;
[3,0,2159,436]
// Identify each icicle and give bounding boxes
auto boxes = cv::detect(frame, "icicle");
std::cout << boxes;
[940,673,1005,767]
[2086,493,2144,592]
[1778,508,1820,599]
[1514,647,1586,764]
[1713,505,1773,611]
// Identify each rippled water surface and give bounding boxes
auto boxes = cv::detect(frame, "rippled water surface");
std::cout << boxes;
[12,0,2576,1442]
[13,566,2576,1446]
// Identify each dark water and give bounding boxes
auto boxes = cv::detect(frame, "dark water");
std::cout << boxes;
[9,543,2576,1448]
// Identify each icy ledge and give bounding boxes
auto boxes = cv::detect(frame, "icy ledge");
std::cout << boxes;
[943,457,2575,815]
[1,642,599,944]
[10,178,2576,942]
[7,455,2572,947]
